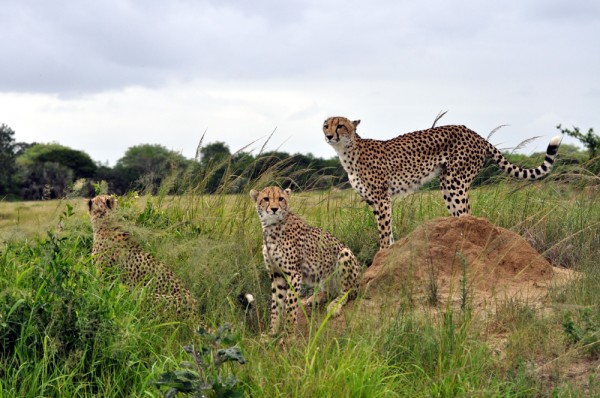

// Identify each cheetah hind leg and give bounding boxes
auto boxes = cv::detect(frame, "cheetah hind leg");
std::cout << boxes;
[326,248,360,317]
[154,293,197,318]
[440,179,472,217]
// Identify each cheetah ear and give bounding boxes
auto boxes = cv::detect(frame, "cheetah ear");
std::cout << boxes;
[250,189,259,202]
[87,198,93,213]
[352,120,361,127]
[284,188,292,196]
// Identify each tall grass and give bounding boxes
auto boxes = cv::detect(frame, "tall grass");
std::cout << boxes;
[0,222,188,397]
[1,151,599,397]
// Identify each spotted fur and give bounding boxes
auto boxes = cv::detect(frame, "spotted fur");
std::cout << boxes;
[251,186,360,336]
[88,195,196,316]
[324,116,562,250]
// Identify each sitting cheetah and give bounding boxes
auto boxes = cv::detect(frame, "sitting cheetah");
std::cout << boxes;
[323,116,562,250]
[251,186,360,336]
[88,195,197,316]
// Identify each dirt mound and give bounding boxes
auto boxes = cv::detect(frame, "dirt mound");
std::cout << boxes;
[362,216,568,306]
[297,216,573,334]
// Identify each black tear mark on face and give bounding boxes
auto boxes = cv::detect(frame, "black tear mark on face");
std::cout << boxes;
[105,198,112,209]
[88,199,93,212]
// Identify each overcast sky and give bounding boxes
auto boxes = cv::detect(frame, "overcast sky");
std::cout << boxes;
[1,0,598,165]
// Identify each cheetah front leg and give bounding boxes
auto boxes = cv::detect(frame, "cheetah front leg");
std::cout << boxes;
[284,271,302,333]
[269,272,287,336]
[371,194,394,250]
[326,248,360,317]
[302,290,328,308]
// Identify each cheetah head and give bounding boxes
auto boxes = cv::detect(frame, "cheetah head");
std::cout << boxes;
[88,195,117,221]
[250,186,291,226]
[323,116,360,146]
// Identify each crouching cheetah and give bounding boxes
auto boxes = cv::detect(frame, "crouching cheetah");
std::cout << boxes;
[323,116,562,250]
[88,195,197,317]
[251,186,360,336]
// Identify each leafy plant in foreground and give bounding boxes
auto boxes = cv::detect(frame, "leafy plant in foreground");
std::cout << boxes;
[562,307,600,357]
[154,323,246,398]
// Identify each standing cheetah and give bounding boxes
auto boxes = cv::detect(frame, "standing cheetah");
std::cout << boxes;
[88,195,197,316]
[251,186,360,336]
[323,116,562,250]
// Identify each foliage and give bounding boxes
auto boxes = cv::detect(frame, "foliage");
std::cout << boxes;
[1,119,598,200]
[93,180,109,195]
[0,124,32,196]
[0,204,190,397]
[18,161,75,200]
[562,308,600,357]
[15,143,97,199]
[199,142,231,164]
[1,179,600,396]
[378,307,540,396]
[154,324,246,398]
[94,164,129,195]
[557,124,599,160]
[194,147,348,194]
[2,118,600,396]
[0,124,18,195]
[113,144,192,194]
[16,142,97,177]
[557,124,600,175]
[195,142,232,194]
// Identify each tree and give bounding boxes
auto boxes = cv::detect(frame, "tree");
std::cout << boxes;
[114,144,191,194]
[557,124,599,160]
[190,140,351,193]
[16,143,98,200]
[196,142,232,193]
[0,124,17,195]
[18,162,74,200]
[17,143,97,179]
[0,124,34,196]
[198,142,231,164]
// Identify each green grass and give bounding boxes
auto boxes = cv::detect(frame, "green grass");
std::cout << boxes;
[1,176,599,397]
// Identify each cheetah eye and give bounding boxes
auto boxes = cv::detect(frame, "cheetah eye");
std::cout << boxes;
[278,197,284,202]
[337,124,343,130]
[323,123,329,129]
[262,197,269,202]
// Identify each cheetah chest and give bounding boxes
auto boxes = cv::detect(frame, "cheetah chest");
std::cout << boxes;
[262,233,294,275]
[346,168,368,198]
[261,230,328,286]
[334,148,370,200]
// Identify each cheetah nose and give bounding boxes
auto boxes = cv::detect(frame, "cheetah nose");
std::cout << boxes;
[325,134,334,141]
[270,208,278,213]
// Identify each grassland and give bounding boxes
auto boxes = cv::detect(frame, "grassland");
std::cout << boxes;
[1,179,599,397]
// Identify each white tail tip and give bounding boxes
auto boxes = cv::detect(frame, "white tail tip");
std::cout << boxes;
[550,135,563,146]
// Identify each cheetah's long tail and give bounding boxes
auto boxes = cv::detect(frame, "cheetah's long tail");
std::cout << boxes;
[486,135,562,180]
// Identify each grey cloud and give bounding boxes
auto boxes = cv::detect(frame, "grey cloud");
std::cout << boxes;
[0,0,598,97]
